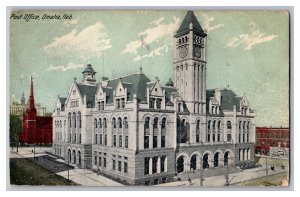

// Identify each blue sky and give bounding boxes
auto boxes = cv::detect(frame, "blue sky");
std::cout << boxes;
[9,10,289,127]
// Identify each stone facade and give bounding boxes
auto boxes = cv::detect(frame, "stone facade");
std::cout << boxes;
[52,11,255,185]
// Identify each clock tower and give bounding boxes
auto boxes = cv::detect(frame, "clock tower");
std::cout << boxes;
[173,11,207,114]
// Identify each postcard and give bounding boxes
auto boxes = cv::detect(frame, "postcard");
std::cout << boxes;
[9,10,290,187]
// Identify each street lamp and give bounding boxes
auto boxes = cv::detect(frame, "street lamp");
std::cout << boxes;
[200,167,204,186]
[265,150,269,179]
[225,156,232,186]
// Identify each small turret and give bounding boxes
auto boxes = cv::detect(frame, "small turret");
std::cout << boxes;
[21,91,25,105]
[82,64,97,84]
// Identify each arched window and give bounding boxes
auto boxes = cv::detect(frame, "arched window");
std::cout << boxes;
[144,117,150,149]
[78,111,81,128]
[227,121,232,130]
[116,99,120,109]
[73,112,76,128]
[212,120,217,142]
[144,117,150,130]
[94,118,97,129]
[196,120,200,143]
[153,117,159,148]
[112,117,116,128]
[161,118,166,130]
[118,117,122,129]
[153,117,158,129]
[99,118,102,128]
[185,36,188,42]
[179,39,181,44]
[68,113,71,128]
[161,118,167,148]
[103,118,107,128]
[207,120,211,142]
[217,120,221,142]
[227,121,232,141]
[124,117,128,129]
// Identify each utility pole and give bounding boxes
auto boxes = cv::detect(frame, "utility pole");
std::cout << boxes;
[265,152,268,178]
[200,167,203,186]
[33,144,35,162]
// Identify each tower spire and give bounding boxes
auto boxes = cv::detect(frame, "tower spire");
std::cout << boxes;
[28,76,36,116]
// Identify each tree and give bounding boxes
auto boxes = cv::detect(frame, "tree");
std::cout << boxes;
[9,115,23,152]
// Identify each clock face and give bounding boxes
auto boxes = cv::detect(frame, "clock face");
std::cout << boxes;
[179,46,188,58]
[194,46,201,58]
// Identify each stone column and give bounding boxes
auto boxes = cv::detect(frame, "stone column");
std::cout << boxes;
[239,149,243,161]
[164,157,168,172]
[158,123,161,148]
[219,158,224,167]
[149,157,153,174]
[196,156,201,170]
[150,122,153,149]
[157,157,161,173]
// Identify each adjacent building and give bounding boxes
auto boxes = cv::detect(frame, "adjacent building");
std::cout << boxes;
[255,127,289,158]
[52,11,255,185]
[10,93,47,117]
[19,77,53,144]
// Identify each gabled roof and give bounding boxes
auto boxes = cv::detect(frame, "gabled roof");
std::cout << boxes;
[176,11,206,37]
[76,84,98,108]
[103,73,151,103]
[206,89,248,112]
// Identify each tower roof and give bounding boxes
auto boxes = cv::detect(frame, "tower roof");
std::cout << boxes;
[176,11,206,37]
[82,64,96,74]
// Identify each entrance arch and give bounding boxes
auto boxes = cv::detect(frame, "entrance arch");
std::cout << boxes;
[214,152,219,167]
[68,149,71,163]
[190,155,197,170]
[72,150,76,164]
[224,151,229,166]
[177,156,185,173]
[203,153,209,169]
[78,151,81,166]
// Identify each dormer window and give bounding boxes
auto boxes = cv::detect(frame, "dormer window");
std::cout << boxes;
[73,90,76,95]
[149,98,155,109]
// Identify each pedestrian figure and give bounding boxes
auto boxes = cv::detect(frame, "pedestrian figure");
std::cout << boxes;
[187,177,192,186]
[97,166,100,176]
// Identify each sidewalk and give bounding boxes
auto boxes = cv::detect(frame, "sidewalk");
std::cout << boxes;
[158,166,288,187]
[56,168,123,186]
[10,147,123,186]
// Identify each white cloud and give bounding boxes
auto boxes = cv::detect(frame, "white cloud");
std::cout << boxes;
[44,22,111,60]
[197,13,224,33]
[122,16,181,57]
[47,62,84,72]
[225,29,277,50]
[133,45,168,62]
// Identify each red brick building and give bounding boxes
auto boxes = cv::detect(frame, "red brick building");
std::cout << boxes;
[19,77,53,144]
[255,127,289,156]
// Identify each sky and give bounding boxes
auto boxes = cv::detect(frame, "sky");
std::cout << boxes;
[9,10,289,127]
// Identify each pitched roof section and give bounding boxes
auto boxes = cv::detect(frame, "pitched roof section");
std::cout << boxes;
[206,89,247,112]
[104,73,151,103]
[176,11,206,37]
[76,84,98,108]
